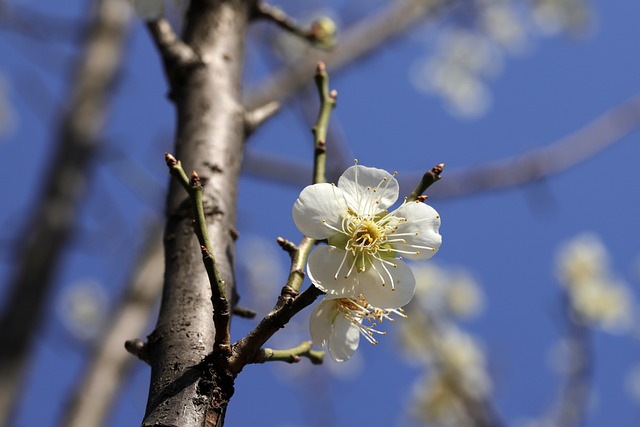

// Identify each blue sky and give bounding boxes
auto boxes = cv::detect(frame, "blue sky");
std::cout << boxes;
[1,1,640,426]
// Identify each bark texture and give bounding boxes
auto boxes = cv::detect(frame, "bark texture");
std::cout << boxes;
[142,1,250,426]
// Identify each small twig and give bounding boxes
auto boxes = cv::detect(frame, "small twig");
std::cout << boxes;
[230,65,339,372]
[276,236,297,259]
[244,100,281,136]
[232,306,257,319]
[146,18,201,92]
[165,153,231,349]
[253,341,324,365]
[124,339,151,365]
[254,2,336,49]
[312,62,337,185]
[406,163,445,202]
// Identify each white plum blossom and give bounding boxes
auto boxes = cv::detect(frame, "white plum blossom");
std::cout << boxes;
[293,162,442,361]
[293,163,442,305]
[309,294,406,362]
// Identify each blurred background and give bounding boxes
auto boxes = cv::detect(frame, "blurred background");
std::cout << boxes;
[0,0,639,426]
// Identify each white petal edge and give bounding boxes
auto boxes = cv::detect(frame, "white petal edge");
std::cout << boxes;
[391,201,442,261]
[328,312,360,362]
[307,246,359,296]
[358,258,416,308]
[338,164,399,213]
[309,299,333,348]
[292,183,347,239]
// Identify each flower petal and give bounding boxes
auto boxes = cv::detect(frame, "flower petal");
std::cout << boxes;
[391,201,442,261]
[338,164,399,213]
[358,258,416,308]
[328,312,360,362]
[307,246,359,296]
[309,299,333,348]
[292,183,347,239]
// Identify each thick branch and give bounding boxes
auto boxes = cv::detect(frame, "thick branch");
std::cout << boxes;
[142,1,252,426]
[0,0,131,423]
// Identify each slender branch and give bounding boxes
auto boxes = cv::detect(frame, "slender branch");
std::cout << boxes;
[232,306,257,319]
[146,17,201,91]
[406,163,445,202]
[312,62,337,185]
[59,229,163,427]
[244,100,281,135]
[550,295,592,427]
[165,154,231,349]
[245,0,459,110]
[229,64,339,371]
[253,2,336,49]
[243,94,640,198]
[0,0,131,423]
[253,341,324,365]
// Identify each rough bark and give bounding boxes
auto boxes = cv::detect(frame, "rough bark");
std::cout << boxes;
[0,0,131,424]
[142,1,250,426]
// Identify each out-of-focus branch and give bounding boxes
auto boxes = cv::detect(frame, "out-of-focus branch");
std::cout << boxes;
[428,94,640,198]
[252,2,336,49]
[549,296,592,427]
[59,228,163,427]
[0,0,131,424]
[243,94,640,198]
[245,0,458,110]
[0,2,82,42]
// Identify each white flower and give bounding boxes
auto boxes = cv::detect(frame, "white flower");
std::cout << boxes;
[293,163,442,308]
[309,294,406,362]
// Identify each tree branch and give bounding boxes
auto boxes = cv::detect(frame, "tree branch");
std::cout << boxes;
[243,94,640,198]
[245,0,459,110]
[0,0,131,424]
[252,341,324,365]
[165,155,232,349]
[253,2,336,49]
[142,1,253,426]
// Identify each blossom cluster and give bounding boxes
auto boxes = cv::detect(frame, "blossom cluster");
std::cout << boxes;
[556,233,632,333]
[293,163,442,361]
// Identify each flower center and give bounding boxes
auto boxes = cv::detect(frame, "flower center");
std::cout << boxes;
[353,220,384,250]
[334,295,406,345]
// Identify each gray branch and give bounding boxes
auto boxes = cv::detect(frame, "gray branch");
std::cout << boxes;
[59,229,164,427]
[141,1,254,426]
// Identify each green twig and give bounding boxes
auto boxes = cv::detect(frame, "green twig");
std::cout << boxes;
[406,163,445,202]
[165,153,231,348]
[254,2,336,49]
[253,341,324,365]
[230,67,333,372]
[312,62,337,184]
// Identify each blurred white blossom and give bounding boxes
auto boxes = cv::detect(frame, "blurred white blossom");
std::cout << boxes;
[57,279,108,341]
[531,0,593,36]
[556,233,634,333]
[412,263,484,319]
